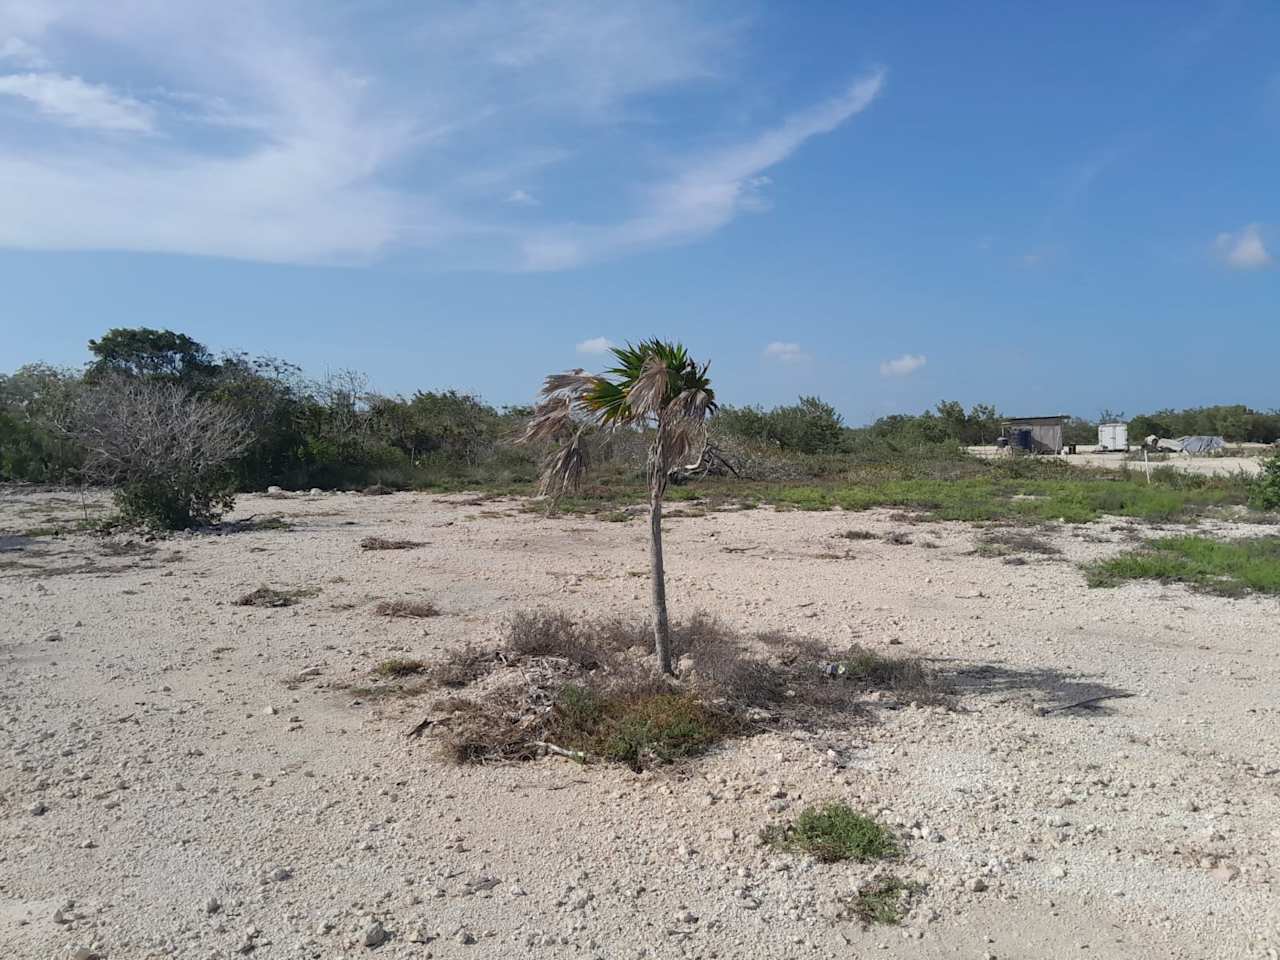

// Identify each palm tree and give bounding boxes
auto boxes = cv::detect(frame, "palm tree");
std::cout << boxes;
[522,340,716,674]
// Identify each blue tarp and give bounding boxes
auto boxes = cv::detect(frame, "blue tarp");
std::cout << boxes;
[1175,436,1226,454]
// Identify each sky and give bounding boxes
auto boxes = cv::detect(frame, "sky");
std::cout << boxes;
[0,0,1276,425]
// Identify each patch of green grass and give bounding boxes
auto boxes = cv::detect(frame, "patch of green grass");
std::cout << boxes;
[373,657,426,678]
[1086,535,1280,596]
[586,465,1254,524]
[846,877,920,926]
[598,510,633,523]
[764,803,900,863]
[550,684,735,771]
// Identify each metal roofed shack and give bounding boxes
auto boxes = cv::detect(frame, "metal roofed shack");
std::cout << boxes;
[1002,415,1067,454]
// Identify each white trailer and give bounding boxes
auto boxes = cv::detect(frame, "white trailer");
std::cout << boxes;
[1098,421,1129,452]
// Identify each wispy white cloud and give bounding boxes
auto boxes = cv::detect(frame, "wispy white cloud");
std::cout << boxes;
[0,4,883,269]
[0,72,154,131]
[519,70,885,270]
[505,189,539,207]
[1214,223,1271,270]
[575,336,614,355]
[879,353,926,377]
[0,37,47,68]
[763,341,810,364]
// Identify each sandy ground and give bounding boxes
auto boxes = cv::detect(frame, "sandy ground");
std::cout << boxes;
[967,447,1268,477]
[2,489,1279,960]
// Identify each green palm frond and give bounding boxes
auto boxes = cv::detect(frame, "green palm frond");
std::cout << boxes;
[522,338,716,497]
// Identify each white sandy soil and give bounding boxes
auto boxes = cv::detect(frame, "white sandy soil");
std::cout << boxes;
[2,489,1278,960]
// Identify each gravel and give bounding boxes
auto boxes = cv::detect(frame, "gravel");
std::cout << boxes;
[1,489,1278,959]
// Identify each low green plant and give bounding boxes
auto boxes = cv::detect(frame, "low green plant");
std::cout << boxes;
[764,803,900,863]
[1086,535,1280,596]
[550,685,734,771]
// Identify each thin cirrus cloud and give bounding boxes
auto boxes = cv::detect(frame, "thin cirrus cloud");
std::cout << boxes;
[1214,224,1272,270]
[575,336,614,355]
[518,71,884,270]
[0,2,885,271]
[763,341,810,364]
[879,353,927,377]
[0,71,155,131]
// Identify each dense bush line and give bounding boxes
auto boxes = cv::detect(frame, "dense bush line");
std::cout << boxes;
[2,326,1276,530]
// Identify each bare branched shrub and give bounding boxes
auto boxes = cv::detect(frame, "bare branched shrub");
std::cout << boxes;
[61,376,251,529]
[429,643,493,687]
[507,610,606,668]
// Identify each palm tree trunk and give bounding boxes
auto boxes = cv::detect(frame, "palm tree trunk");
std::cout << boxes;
[648,485,674,674]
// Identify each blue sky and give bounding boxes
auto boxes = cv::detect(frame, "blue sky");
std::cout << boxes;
[0,1,1276,424]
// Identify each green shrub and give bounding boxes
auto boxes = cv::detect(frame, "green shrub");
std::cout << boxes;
[764,804,900,863]
[1251,454,1280,510]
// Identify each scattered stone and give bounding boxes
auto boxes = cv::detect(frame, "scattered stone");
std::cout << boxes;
[363,921,387,947]
[966,877,988,892]
[1211,864,1240,882]
[205,898,221,915]
[29,801,48,816]
[1050,865,1068,879]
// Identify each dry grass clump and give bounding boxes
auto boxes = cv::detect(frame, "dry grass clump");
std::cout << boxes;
[360,536,425,551]
[836,645,950,706]
[974,528,1062,558]
[236,585,320,607]
[883,531,913,545]
[506,610,608,668]
[374,657,426,678]
[834,529,878,541]
[429,642,494,687]
[360,484,396,496]
[373,599,440,619]
[411,610,947,769]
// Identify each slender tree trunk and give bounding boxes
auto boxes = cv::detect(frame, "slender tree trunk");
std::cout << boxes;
[648,482,674,675]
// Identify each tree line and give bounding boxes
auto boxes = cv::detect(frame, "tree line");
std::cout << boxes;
[3,327,1276,528]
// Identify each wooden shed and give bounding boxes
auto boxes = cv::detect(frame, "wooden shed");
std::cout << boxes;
[1003,415,1066,454]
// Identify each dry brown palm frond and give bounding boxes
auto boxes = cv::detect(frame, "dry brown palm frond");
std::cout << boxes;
[626,355,670,421]
[520,396,576,444]
[658,416,708,472]
[671,387,713,422]
[542,371,599,398]
[539,427,591,498]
